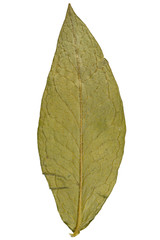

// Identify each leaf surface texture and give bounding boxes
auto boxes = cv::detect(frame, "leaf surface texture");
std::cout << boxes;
[38,4,126,236]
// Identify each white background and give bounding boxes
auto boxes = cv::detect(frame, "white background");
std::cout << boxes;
[0,0,160,239]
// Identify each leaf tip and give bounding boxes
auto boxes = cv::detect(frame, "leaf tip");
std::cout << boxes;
[67,3,75,15]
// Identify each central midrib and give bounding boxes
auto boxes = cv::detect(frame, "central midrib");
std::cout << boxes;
[69,9,83,237]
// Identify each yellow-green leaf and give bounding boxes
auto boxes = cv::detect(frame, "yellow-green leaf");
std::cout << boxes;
[38,4,126,237]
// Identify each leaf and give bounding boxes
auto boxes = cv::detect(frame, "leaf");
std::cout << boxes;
[37,3,126,237]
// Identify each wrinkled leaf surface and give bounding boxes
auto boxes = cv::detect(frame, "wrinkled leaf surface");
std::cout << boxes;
[38,4,126,236]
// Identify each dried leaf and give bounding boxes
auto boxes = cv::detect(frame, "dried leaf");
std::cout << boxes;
[38,4,126,237]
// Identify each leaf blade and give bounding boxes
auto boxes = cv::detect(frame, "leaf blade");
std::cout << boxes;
[38,3,126,236]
